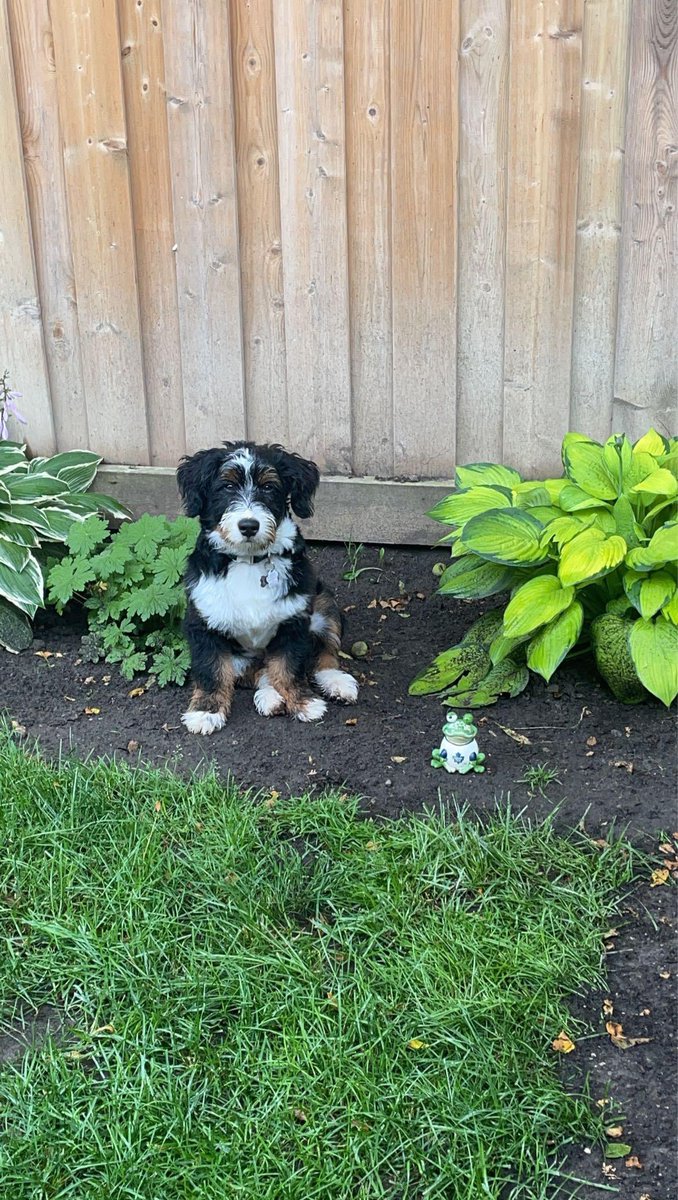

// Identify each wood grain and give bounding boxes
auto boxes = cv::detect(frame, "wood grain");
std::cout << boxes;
[0,0,54,453]
[119,0,185,466]
[503,0,584,476]
[613,0,677,440]
[163,0,246,453]
[50,0,149,464]
[457,0,509,466]
[231,0,288,447]
[6,0,86,453]
[571,0,632,441]
[390,0,458,479]
[344,0,393,477]
[273,0,352,473]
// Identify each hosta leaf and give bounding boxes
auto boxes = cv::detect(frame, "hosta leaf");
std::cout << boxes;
[559,483,608,512]
[454,463,522,489]
[632,468,677,498]
[443,658,530,708]
[461,508,548,566]
[613,495,641,548]
[624,569,676,620]
[624,450,657,490]
[511,483,552,508]
[427,486,512,527]
[542,478,568,504]
[527,601,584,681]
[42,450,101,490]
[633,428,667,456]
[5,473,70,503]
[0,554,43,618]
[409,610,503,695]
[626,521,678,570]
[562,433,618,500]
[503,576,575,639]
[591,614,646,704]
[541,515,592,549]
[0,444,27,474]
[629,616,678,706]
[0,538,29,572]
[437,556,519,599]
[489,630,530,665]
[527,505,564,525]
[558,529,627,587]
[662,588,678,624]
[586,506,617,535]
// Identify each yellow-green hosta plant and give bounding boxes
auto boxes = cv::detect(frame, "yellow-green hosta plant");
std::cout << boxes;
[410,430,678,708]
[0,441,128,652]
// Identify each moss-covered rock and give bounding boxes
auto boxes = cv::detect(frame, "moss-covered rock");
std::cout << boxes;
[590,613,646,704]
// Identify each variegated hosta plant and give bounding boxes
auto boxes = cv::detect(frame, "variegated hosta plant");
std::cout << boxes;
[410,430,678,708]
[0,442,128,651]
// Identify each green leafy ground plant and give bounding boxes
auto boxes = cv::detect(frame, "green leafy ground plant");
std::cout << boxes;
[411,430,678,707]
[0,443,128,651]
[0,731,638,1199]
[47,513,198,686]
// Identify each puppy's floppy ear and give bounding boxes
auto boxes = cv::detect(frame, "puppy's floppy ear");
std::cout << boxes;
[273,448,320,519]
[176,447,225,517]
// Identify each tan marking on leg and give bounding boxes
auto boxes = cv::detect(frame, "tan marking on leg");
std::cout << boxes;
[187,656,236,718]
[267,657,326,721]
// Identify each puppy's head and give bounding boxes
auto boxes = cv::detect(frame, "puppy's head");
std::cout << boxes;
[177,442,320,555]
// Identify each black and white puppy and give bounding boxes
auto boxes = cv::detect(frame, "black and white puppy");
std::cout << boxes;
[177,441,358,734]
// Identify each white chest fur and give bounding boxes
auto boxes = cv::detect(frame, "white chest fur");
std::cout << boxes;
[189,558,308,650]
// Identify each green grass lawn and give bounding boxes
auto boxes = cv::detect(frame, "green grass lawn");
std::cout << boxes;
[0,730,636,1199]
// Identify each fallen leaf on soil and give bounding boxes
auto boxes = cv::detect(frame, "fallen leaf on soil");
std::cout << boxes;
[650,868,669,887]
[84,707,100,715]
[659,842,675,854]
[596,1098,610,1108]
[585,750,594,757]
[345,717,357,726]
[343,605,356,612]
[161,722,179,732]
[351,1119,372,1132]
[605,1021,651,1050]
[605,1143,632,1159]
[391,756,407,763]
[601,1164,617,1180]
[293,1109,307,1124]
[495,723,532,746]
[90,1024,115,1035]
[154,801,161,813]
[102,674,111,683]
[84,676,96,685]
[612,760,634,773]
[586,736,597,747]
[10,720,26,736]
[64,696,76,702]
[126,740,139,754]
[639,1007,650,1016]
[625,1156,642,1169]
[128,687,145,698]
[602,997,614,1017]
[602,928,618,940]
[34,650,53,659]
[407,1038,428,1050]
[662,858,678,871]
[338,650,353,661]
[365,840,382,852]
[326,992,338,1007]
[367,599,377,609]
[659,970,671,979]
[592,838,609,849]
[552,1031,575,1054]
[605,1125,624,1137]
[416,592,426,600]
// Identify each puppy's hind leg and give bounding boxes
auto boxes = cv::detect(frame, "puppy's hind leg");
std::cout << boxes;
[311,586,359,704]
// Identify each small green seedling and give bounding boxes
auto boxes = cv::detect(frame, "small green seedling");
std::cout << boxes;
[342,542,385,582]
[517,763,561,799]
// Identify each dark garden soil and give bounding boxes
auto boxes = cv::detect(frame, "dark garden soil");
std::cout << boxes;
[1,544,676,1198]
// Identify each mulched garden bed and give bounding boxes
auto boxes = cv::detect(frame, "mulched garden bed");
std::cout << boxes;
[1,543,676,1198]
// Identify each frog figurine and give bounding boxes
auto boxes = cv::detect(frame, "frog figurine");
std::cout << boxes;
[431,711,485,774]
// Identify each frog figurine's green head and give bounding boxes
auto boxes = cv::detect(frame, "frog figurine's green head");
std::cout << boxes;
[442,711,478,746]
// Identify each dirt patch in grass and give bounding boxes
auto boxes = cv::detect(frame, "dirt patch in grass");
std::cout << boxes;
[1,543,676,1197]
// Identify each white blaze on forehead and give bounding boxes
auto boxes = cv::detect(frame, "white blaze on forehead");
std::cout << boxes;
[223,448,255,479]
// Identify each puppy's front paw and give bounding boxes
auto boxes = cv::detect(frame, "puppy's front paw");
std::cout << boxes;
[296,696,327,722]
[254,674,285,717]
[314,668,359,703]
[182,709,226,736]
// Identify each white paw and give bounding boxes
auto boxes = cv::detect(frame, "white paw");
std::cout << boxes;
[181,709,226,736]
[314,668,359,703]
[296,696,327,723]
[254,675,285,717]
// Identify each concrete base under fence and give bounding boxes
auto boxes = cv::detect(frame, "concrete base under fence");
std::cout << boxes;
[95,466,451,546]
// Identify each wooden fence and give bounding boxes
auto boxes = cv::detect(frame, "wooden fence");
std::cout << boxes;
[1,0,676,540]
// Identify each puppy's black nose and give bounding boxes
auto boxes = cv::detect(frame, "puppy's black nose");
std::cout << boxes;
[238,518,260,539]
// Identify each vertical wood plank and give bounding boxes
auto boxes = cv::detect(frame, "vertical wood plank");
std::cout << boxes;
[390,0,458,479]
[503,0,584,476]
[613,0,677,440]
[0,0,54,452]
[163,0,246,454]
[50,0,149,464]
[6,0,87,453]
[273,0,352,473]
[571,0,632,441]
[457,0,509,466]
[119,0,185,466]
[231,0,288,447]
[344,0,392,477]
